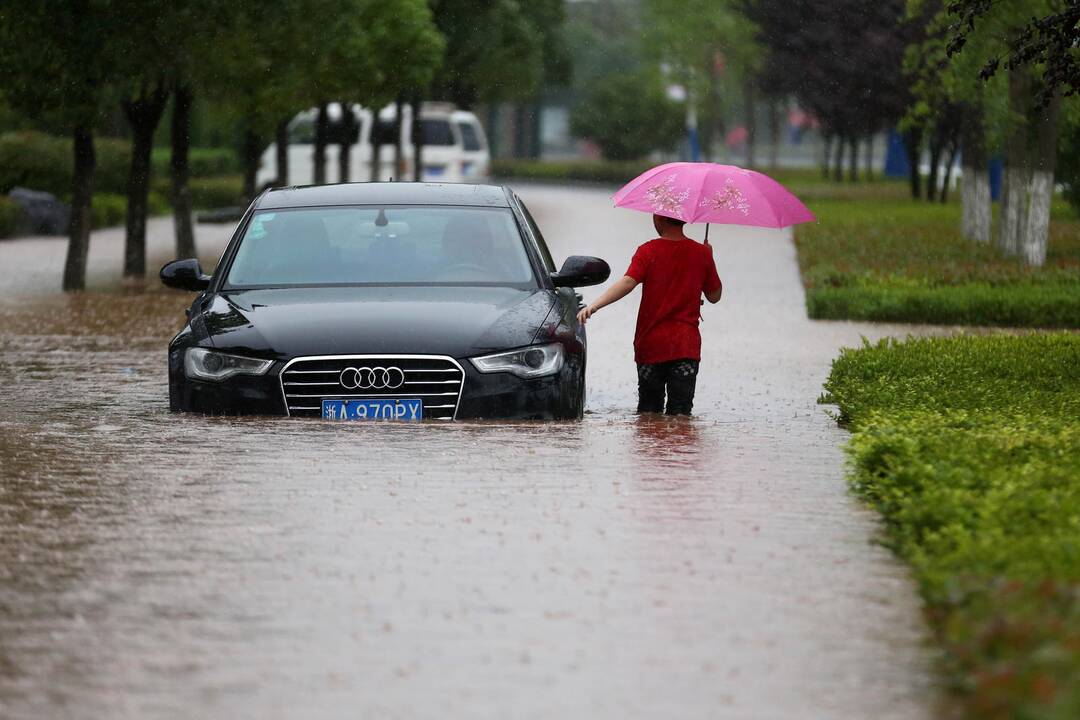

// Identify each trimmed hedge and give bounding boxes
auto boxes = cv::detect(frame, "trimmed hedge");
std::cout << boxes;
[491,159,655,185]
[807,280,1080,328]
[188,175,244,209]
[0,130,130,196]
[0,195,18,238]
[823,334,1080,718]
[151,147,239,178]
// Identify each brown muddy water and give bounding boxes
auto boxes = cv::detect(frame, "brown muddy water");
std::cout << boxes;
[0,187,941,719]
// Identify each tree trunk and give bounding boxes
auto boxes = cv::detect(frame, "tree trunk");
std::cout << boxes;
[904,127,922,200]
[960,99,991,242]
[411,93,424,181]
[170,84,196,259]
[370,111,383,182]
[63,124,95,292]
[743,78,756,168]
[940,140,960,204]
[847,136,859,182]
[821,134,832,179]
[122,83,169,279]
[864,135,874,180]
[767,100,780,170]
[275,117,290,185]
[338,104,356,183]
[1022,90,1062,266]
[242,127,262,203]
[926,137,941,203]
[1000,70,1033,256]
[393,95,404,179]
[832,134,844,182]
[313,101,329,185]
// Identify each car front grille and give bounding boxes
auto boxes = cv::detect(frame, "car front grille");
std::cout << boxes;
[279,355,464,420]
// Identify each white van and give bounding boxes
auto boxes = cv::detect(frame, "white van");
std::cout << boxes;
[256,102,490,187]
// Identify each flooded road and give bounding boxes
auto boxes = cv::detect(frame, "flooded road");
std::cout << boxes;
[1,186,939,718]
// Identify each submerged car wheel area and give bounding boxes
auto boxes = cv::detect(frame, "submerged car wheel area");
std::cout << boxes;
[161,182,609,421]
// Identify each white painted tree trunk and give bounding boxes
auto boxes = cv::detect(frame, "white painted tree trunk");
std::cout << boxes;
[999,167,1029,255]
[1022,170,1053,266]
[961,165,992,243]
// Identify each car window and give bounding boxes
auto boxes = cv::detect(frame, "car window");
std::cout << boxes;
[457,122,483,151]
[288,116,314,144]
[421,119,456,146]
[518,201,556,273]
[227,206,537,287]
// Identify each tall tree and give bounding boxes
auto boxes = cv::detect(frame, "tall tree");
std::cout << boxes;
[0,0,115,291]
[947,0,1067,265]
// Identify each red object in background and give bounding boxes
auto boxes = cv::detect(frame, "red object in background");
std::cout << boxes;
[625,239,722,365]
[725,126,748,148]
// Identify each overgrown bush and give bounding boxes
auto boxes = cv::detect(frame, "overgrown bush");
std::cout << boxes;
[823,334,1080,717]
[0,194,18,238]
[0,131,130,196]
[151,147,239,178]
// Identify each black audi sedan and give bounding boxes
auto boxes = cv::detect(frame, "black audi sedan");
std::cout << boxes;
[161,183,610,420]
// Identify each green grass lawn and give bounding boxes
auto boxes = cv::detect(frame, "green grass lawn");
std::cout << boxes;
[823,333,1080,719]
[795,180,1080,327]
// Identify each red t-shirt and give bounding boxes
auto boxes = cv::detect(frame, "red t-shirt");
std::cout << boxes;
[625,238,722,365]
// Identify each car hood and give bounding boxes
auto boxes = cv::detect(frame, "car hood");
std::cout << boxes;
[200,286,558,360]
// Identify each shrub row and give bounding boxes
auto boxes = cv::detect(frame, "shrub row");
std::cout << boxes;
[150,147,239,178]
[807,281,1080,328]
[822,333,1080,717]
[0,195,18,238]
[0,131,131,196]
[491,159,655,185]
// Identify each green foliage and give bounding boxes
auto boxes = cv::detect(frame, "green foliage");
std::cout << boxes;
[188,176,244,210]
[0,194,18,238]
[90,194,127,230]
[0,131,130,196]
[570,72,684,161]
[150,148,239,178]
[796,191,1080,327]
[823,334,1080,716]
[491,159,656,184]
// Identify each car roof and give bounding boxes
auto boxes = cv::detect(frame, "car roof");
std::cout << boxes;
[256,182,511,210]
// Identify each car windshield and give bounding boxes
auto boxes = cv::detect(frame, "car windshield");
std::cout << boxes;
[226,206,536,287]
[421,119,456,146]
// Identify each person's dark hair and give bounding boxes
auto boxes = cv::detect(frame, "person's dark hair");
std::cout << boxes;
[657,215,685,228]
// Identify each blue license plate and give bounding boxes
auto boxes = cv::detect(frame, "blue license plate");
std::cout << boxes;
[322,398,423,421]
[425,166,444,177]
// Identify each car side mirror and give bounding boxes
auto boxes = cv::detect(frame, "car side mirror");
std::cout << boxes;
[551,255,610,288]
[160,258,211,291]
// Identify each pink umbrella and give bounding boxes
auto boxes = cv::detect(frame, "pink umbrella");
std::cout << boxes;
[613,162,815,233]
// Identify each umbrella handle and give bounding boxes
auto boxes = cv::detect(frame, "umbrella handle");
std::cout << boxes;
[704,223,710,245]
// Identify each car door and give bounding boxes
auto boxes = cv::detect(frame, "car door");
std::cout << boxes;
[513,196,584,339]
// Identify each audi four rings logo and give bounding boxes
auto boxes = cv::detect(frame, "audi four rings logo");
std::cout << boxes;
[339,366,406,390]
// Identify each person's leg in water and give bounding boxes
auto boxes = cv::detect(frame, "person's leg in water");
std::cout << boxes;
[664,359,699,416]
[637,362,666,413]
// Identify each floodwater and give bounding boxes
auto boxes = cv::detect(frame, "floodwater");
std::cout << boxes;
[1,186,941,719]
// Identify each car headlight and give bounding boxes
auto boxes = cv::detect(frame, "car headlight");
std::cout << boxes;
[470,343,564,379]
[184,347,273,382]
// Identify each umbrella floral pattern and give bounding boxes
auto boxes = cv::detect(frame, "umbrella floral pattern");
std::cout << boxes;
[644,174,691,219]
[700,179,751,216]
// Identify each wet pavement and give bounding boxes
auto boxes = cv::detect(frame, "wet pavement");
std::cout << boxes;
[0,186,940,718]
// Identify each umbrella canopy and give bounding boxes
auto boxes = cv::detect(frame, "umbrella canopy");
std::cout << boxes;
[613,162,815,229]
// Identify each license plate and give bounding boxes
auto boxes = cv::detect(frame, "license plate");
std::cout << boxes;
[321,398,423,421]
[425,166,445,177]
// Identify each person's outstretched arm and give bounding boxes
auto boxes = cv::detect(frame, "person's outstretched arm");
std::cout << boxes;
[576,275,638,324]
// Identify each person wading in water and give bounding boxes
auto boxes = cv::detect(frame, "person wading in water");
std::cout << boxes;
[576,214,722,416]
